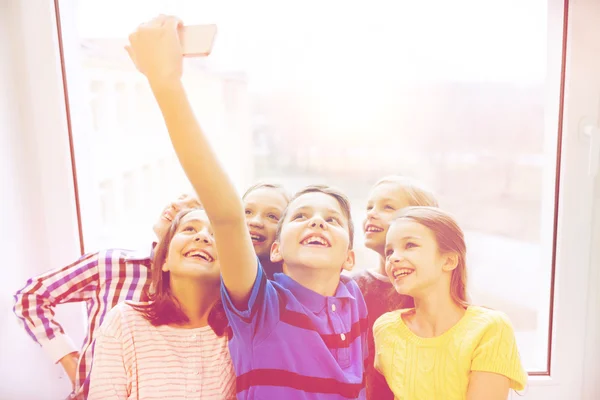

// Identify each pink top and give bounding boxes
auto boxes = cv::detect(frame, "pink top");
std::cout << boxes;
[88,302,236,400]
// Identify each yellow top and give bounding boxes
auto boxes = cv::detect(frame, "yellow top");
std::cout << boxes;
[373,305,528,400]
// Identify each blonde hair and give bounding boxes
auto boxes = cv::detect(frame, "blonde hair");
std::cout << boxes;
[373,175,439,207]
[394,206,469,308]
[242,181,291,203]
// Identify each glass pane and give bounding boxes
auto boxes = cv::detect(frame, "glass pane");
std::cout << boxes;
[60,0,559,371]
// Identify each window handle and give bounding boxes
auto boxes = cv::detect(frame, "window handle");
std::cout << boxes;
[581,118,600,177]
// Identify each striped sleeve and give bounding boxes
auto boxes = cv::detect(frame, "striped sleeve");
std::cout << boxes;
[88,305,129,400]
[12,251,101,363]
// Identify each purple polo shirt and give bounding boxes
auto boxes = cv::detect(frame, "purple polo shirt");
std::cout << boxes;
[221,261,368,399]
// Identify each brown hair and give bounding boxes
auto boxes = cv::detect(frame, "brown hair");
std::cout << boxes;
[131,208,227,335]
[394,206,469,308]
[373,175,439,207]
[242,181,291,203]
[275,184,354,248]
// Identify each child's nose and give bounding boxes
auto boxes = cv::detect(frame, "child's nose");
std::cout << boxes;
[366,208,378,219]
[309,216,326,229]
[388,252,402,263]
[249,215,263,226]
[194,230,212,243]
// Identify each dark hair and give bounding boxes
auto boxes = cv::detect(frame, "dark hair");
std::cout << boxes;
[275,184,354,248]
[393,206,469,308]
[131,208,227,336]
[242,181,291,203]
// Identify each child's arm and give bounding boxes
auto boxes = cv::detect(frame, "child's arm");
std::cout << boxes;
[468,311,527,398]
[126,16,257,305]
[13,252,101,387]
[466,372,510,400]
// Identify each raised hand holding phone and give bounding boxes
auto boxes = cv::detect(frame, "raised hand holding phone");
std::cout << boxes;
[125,16,217,84]
[127,14,258,306]
[125,15,184,84]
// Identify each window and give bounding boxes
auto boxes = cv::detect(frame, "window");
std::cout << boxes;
[114,81,129,127]
[59,0,562,375]
[99,179,116,228]
[89,80,105,132]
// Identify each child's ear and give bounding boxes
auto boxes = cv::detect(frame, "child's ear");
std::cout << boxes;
[441,253,459,272]
[161,260,170,272]
[270,241,283,263]
[341,249,356,273]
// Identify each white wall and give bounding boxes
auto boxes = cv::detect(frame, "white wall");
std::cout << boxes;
[0,0,86,398]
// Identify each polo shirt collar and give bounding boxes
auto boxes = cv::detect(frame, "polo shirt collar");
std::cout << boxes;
[273,273,356,313]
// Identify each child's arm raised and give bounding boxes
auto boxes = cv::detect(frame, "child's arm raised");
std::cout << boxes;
[126,15,257,305]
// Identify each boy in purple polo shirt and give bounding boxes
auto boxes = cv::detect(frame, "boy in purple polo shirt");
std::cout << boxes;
[126,15,368,399]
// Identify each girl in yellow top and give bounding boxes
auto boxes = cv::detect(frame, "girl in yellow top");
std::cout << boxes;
[373,207,527,400]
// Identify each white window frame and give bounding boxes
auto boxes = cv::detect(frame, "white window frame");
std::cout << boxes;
[7,0,599,398]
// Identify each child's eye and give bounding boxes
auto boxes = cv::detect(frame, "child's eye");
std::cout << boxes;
[366,205,373,211]
[183,226,196,232]
[405,242,418,249]
[385,249,393,257]
[326,217,340,224]
[385,205,395,210]
[292,213,305,220]
[244,209,252,215]
[268,213,279,221]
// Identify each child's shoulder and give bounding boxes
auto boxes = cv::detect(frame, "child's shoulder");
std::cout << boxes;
[110,301,154,326]
[98,302,133,336]
[340,274,365,297]
[123,300,152,311]
[350,268,387,288]
[466,305,515,332]
[341,273,360,287]
[349,268,370,280]
[373,308,408,332]
[349,269,370,285]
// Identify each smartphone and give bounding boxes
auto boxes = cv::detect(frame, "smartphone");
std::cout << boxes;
[179,24,217,57]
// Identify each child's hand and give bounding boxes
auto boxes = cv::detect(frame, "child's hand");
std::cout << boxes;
[126,15,184,85]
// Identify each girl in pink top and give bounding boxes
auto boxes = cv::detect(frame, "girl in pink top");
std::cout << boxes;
[89,207,236,400]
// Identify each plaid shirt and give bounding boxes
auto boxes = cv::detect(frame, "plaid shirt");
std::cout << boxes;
[13,245,153,398]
